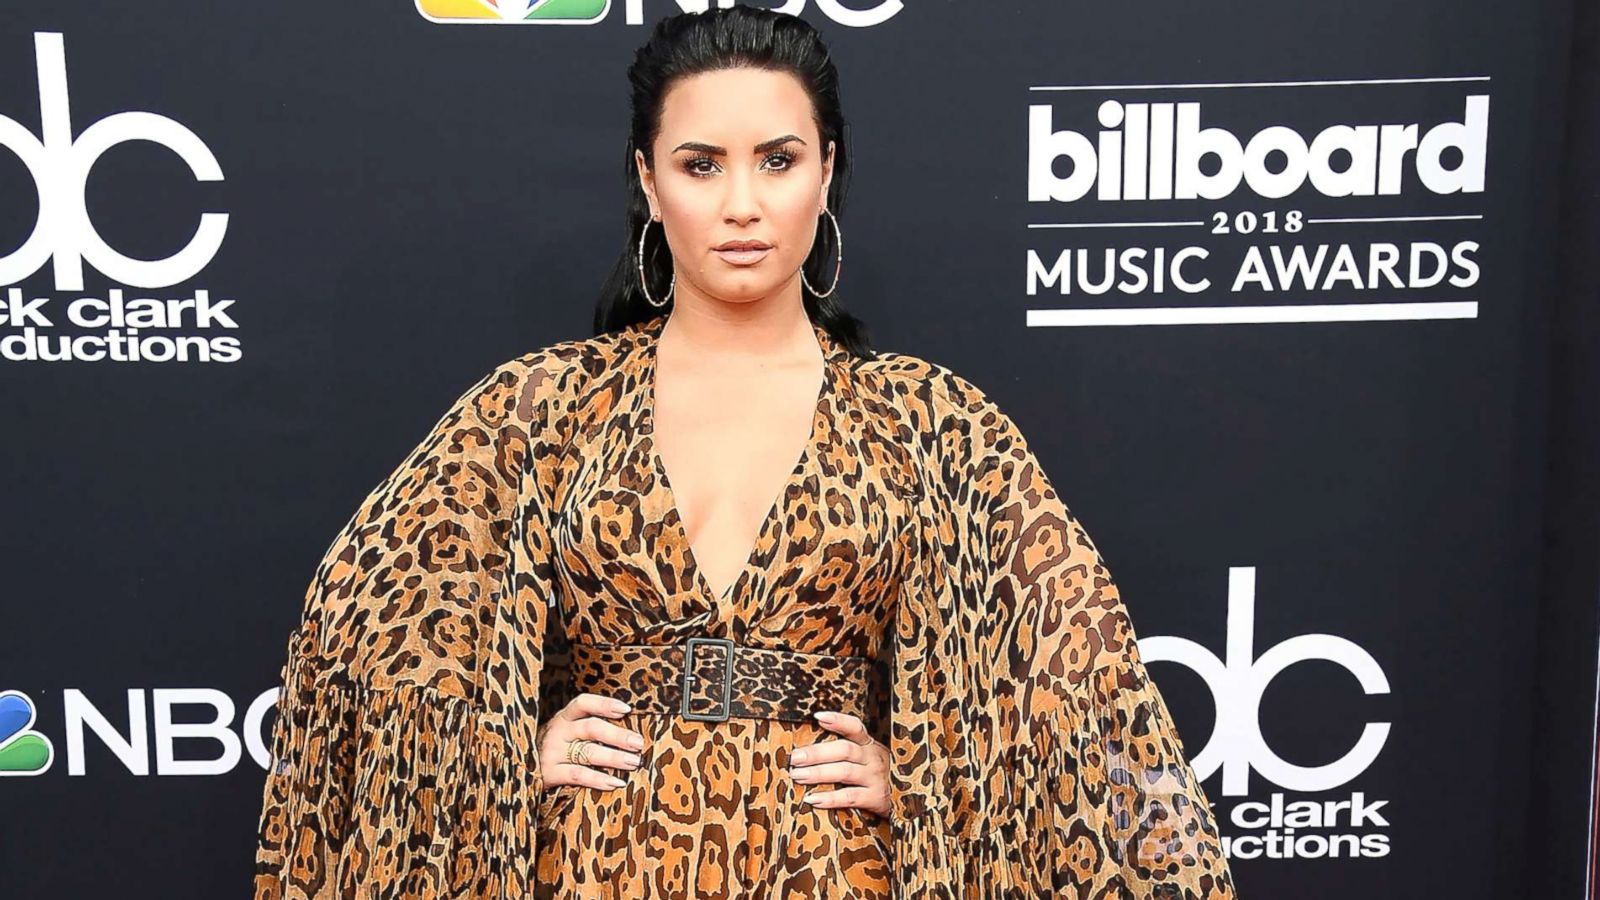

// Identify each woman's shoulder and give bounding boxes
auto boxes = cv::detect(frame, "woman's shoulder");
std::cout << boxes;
[507,325,641,378]
[497,330,615,393]
[855,347,1006,422]
[464,327,639,430]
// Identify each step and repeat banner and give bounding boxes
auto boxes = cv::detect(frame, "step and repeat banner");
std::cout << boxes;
[0,1,1587,897]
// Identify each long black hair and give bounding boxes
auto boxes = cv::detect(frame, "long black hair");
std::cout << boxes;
[591,6,875,360]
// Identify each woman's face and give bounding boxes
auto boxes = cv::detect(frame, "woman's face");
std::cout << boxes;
[636,67,834,307]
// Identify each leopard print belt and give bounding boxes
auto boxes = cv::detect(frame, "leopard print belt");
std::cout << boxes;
[567,637,874,724]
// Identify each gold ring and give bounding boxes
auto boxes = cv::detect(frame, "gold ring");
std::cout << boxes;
[566,738,591,766]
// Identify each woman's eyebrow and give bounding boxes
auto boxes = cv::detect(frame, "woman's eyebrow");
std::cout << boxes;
[671,134,806,155]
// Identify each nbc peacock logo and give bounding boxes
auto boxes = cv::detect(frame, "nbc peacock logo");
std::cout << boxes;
[415,0,609,24]
[0,690,55,776]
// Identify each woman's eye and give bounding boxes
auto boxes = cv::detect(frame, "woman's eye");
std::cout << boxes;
[682,151,797,178]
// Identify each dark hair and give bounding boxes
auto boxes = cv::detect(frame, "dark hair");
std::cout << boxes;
[591,6,875,360]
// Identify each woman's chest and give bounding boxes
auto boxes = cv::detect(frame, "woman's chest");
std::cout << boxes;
[546,369,920,654]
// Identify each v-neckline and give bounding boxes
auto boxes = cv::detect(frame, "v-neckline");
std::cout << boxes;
[639,314,837,610]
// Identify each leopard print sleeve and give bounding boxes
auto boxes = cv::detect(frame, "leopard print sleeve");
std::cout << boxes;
[890,366,1238,899]
[252,350,573,899]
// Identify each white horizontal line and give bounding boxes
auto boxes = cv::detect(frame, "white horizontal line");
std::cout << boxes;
[1029,214,1481,228]
[1028,220,1207,229]
[1306,214,1484,223]
[1029,76,1490,91]
[1027,301,1478,326]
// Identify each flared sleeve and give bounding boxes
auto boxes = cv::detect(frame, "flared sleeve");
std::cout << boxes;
[253,353,570,900]
[889,367,1237,899]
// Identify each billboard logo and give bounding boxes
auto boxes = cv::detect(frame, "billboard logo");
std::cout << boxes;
[0,691,55,776]
[1021,75,1489,328]
[1029,95,1488,204]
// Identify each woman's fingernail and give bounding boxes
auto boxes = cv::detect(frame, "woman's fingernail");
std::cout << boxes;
[792,750,808,764]
[630,734,645,750]
[608,775,627,787]
[613,700,631,714]
[813,711,832,721]
[803,795,819,804]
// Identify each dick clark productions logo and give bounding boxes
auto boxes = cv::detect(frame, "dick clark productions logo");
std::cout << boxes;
[0,32,226,292]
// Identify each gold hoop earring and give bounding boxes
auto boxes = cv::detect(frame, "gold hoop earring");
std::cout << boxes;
[801,208,843,299]
[637,215,674,308]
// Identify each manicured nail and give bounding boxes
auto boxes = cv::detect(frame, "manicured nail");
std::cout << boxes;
[608,775,627,787]
[803,795,819,804]
[629,734,645,750]
[613,700,631,714]
[792,749,808,764]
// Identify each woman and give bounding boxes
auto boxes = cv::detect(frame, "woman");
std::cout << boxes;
[252,7,1236,899]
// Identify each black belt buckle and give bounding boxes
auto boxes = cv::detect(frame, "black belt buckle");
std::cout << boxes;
[681,637,736,722]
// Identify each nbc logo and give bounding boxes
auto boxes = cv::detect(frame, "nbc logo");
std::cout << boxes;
[0,691,55,776]
[416,0,609,23]
[415,0,903,26]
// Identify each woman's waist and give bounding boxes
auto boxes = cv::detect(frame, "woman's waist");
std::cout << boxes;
[565,637,878,725]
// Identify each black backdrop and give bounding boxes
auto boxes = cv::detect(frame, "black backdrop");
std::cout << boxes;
[1,2,1595,897]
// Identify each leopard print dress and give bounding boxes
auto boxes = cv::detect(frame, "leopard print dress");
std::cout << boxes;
[530,313,903,896]
[252,309,1237,899]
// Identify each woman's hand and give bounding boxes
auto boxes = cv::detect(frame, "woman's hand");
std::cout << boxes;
[787,710,891,819]
[537,692,647,790]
